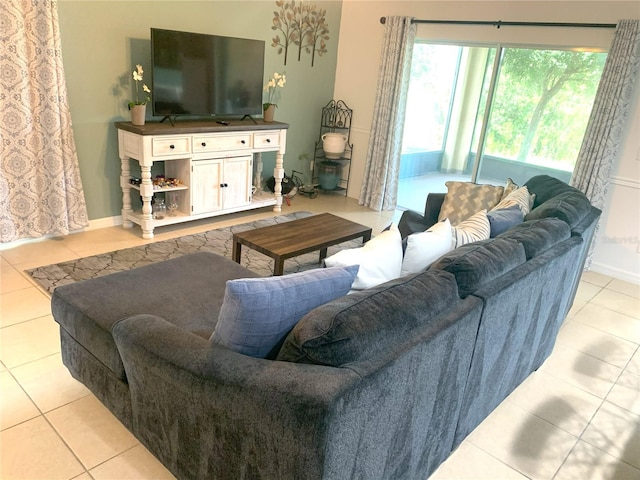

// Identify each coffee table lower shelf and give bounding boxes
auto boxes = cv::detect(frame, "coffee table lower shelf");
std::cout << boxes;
[232,213,372,276]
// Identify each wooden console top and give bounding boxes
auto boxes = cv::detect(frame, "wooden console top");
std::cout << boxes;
[115,119,289,136]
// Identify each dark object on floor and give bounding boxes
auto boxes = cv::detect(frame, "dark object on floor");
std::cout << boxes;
[266,174,293,194]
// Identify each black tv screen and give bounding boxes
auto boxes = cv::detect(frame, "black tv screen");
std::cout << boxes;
[150,28,265,117]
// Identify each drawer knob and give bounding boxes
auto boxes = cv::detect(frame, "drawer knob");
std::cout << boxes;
[170,144,175,149]
[241,140,246,144]
[201,142,206,147]
[220,183,225,188]
[266,138,271,143]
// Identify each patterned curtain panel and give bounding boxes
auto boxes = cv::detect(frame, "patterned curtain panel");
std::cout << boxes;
[0,1,88,243]
[359,17,416,211]
[571,19,640,268]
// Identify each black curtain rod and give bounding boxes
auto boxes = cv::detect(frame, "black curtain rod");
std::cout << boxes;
[379,17,617,29]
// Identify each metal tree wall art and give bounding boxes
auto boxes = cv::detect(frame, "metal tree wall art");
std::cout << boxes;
[271,0,329,67]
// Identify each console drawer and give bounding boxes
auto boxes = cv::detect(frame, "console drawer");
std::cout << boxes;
[254,132,280,149]
[152,137,191,157]
[193,133,253,153]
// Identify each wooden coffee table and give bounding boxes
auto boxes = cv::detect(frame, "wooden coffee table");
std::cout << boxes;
[232,213,372,275]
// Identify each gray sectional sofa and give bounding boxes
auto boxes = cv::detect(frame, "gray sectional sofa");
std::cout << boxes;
[51,175,600,480]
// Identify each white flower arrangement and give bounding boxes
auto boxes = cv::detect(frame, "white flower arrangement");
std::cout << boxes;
[129,64,151,108]
[263,71,286,110]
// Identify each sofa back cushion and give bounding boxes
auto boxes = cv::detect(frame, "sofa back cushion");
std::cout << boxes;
[498,218,570,260]
[276,270,461,367]
[525,191,593,230]
[524,174,583,208]
[430,238,526,297]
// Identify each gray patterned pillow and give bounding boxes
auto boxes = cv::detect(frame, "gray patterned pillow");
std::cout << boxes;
[438,182,504,226]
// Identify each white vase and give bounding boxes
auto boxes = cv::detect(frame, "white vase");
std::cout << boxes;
[322,133,348,159]
[131,104,146,126]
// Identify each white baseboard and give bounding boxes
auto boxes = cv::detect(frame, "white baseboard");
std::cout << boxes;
[0,215,123,251]
[84,215,123,230]
[591,261,640,286]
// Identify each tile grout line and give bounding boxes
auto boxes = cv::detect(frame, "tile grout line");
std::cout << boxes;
[464,437,535,480]
[2,364,92,477]
[550,342,640,479]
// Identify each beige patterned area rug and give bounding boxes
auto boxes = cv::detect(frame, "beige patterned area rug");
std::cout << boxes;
[27,211,360,295]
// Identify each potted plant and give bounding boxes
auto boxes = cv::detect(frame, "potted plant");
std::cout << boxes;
[262,71,286,122]
[128,64,151,126]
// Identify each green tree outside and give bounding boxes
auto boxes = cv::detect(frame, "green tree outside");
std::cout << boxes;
[486,48,607,166]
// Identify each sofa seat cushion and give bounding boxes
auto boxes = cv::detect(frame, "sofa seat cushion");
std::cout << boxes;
[430,238,526,297]
[51,252,257,380]
[276,270,462,367]
[210,265,359,359]
[525,191,592,230]
[497,218,571,260]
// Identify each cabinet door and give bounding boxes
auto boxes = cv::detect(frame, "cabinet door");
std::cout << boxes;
[191,160,222,214]
[223,156,252,209]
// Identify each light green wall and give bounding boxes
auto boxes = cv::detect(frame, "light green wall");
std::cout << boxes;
[57,0,342,220]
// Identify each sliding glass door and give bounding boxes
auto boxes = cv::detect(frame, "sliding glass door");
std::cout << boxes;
[397,42,606,211]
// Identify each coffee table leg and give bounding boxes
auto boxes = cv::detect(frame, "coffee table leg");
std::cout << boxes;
[233,239,242,264]
[319,247,328,264]
[363,231,372,243]
[274,257,285,276]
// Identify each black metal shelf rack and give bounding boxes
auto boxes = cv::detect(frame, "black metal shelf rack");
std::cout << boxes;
[312,100,353,195]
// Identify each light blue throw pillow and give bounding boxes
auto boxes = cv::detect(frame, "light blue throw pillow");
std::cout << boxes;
[487,205,524,237]
[210,265,359,358]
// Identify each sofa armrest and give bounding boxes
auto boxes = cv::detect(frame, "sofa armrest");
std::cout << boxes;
[112,314,359,480]
[424,192,446,223]
[397,193,445,238]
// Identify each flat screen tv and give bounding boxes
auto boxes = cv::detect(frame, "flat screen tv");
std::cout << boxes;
[150,28,265,118]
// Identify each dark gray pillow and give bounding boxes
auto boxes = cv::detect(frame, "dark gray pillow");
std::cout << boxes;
[525,191,591,230]
[276,270,460,367]
[430,238,526,297]
[497,218,570,260]
[487,205,524,237]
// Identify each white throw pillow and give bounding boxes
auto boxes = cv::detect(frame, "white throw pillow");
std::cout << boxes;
[451,209,491,248]
[400,219,453,276]
[324,224,403,290]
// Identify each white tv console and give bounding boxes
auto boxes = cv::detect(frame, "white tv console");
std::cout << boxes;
[115,120,288,238]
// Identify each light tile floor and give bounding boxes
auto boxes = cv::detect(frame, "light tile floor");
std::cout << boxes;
[1,195,638,480]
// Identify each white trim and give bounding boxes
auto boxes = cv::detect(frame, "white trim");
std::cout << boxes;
[610,175,640,189]
[591,261,640,286]
[0,215,122,251]
[85,215,123,230]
